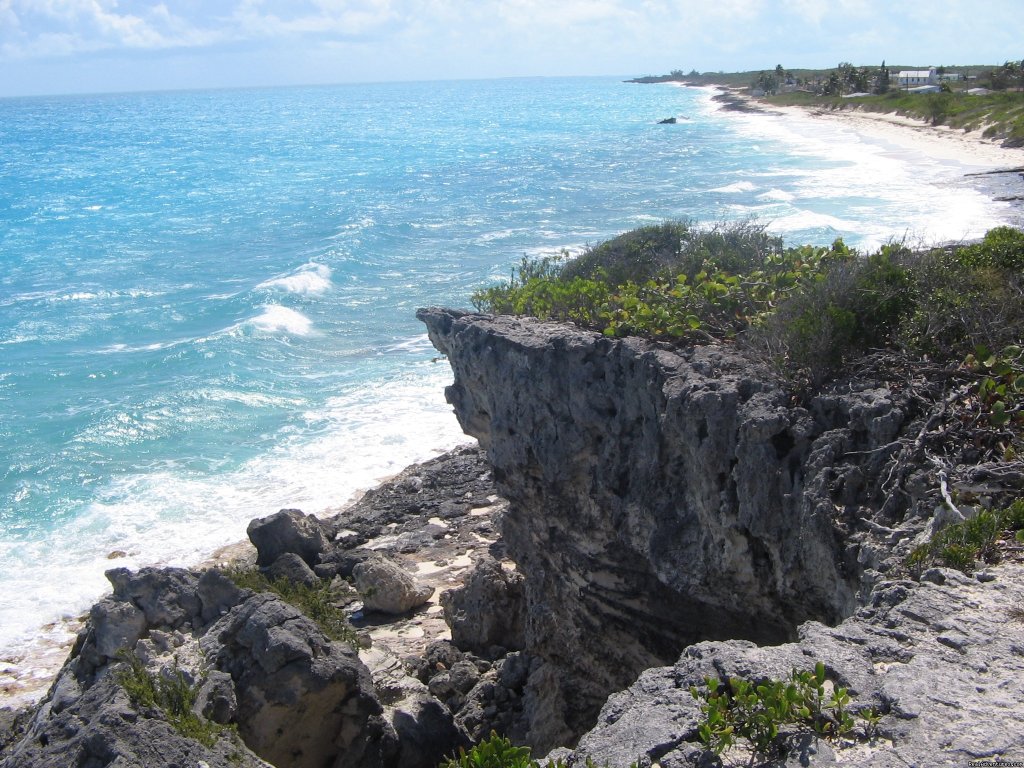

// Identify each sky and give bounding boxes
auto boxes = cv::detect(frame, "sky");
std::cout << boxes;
[0,0,1021,97]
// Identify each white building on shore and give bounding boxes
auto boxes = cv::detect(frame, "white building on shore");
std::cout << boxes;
[896,68,937,87]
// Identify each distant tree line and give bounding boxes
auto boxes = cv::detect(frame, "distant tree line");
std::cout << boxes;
[990,60,1024,90]
[750,61,890,96]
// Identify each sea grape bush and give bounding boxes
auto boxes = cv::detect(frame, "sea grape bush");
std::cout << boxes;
[472,221,853,345]
[691,662,867,764]
[472,223,1024,388]
[964,344,1024,431]
[439,732,534,768]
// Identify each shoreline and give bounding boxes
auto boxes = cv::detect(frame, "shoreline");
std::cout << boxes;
[4,83,1024,715]
[0,443,474,711]
[703,84,1024,171]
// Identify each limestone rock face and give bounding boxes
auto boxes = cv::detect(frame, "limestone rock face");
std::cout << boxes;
[418,308,914,750]
[1,565,389,768]
[0,673,268,768]
[567,564,1024,767]
[353,554,434,615]
[90,596,146,660]
[441,555,526,655]
[0,567,265,768]
[201,592,387,768]
[363,647,468,768]
[247,508,329,567]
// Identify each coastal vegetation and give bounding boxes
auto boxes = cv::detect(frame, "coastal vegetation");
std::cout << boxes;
[907,498,1024,574]
[439,732,611,768]
[115,651,233,749]
[632,61,1024,145]
[220,565,360,646]
[771,88,1024,144]
[474,222,1023,381]
[690,662,877,763]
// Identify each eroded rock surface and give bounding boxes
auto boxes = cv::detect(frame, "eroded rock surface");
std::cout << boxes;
[441,555,526,656]
[201,593,387,768]
[0,566,386,768]
[567,564,1024,767]
[419,308,928,749]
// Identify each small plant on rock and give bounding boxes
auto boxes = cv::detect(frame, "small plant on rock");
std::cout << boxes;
[907,499,1024,575]
[691,662,857,765]
[220,565,359,646]
[964,344,1024,431]
[440,732,534,768]
[115,651,230,748]
[438,731,618,768]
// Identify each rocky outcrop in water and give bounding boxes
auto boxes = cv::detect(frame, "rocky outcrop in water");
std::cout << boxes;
[418,308,941,751]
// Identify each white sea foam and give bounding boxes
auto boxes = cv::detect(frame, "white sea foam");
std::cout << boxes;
[719,103,1016,249]
[758,188,795,202]
[0,362,469,702]
[256,263,333,296]
[766,211,856,236]
[247,305,314,335]
[51,288,159,303]
[711,181,757,194]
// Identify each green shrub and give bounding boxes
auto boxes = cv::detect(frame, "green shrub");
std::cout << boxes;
[116,652,229,748]
[752,244,913,384]
[558,221,694,286]
[437,731,621,768]
[474,222,849,345]
[533,220,787,288]
[852,246,915,344]
[472,222,1024,388]
[908,499,1024,574]
[903,232,1024,357]
[954,226,1024,271]
[220,565,359,646]
[965,344,1024,430]
[691,662,860,763]
[440,732,535,768]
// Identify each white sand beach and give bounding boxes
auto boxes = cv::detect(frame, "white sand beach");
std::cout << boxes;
[779,104,1024,170]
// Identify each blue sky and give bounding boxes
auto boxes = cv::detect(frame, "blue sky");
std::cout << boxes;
[1,0,1021,97]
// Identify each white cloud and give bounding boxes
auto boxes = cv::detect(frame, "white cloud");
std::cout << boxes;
[0,0,232,58]
[229,0,401,39]
[2,0,1020,92]
[781,0,872,26]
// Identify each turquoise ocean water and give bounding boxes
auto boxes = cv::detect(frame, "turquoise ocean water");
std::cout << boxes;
[0,77,1018,694]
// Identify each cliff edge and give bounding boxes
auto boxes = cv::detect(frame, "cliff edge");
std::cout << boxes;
[418,306,1023,760]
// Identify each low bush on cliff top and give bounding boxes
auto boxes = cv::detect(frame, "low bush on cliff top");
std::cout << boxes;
[473,223,1024,389]
[691,662,885,765]
[474,220,853,347]
[907,498,1024,575]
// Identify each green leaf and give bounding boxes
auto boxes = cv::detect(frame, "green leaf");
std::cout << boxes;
[991,401,1011,428]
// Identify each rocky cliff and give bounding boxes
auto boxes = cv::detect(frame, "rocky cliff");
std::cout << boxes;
[3,304,1019,767]
[417,307,979,753]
